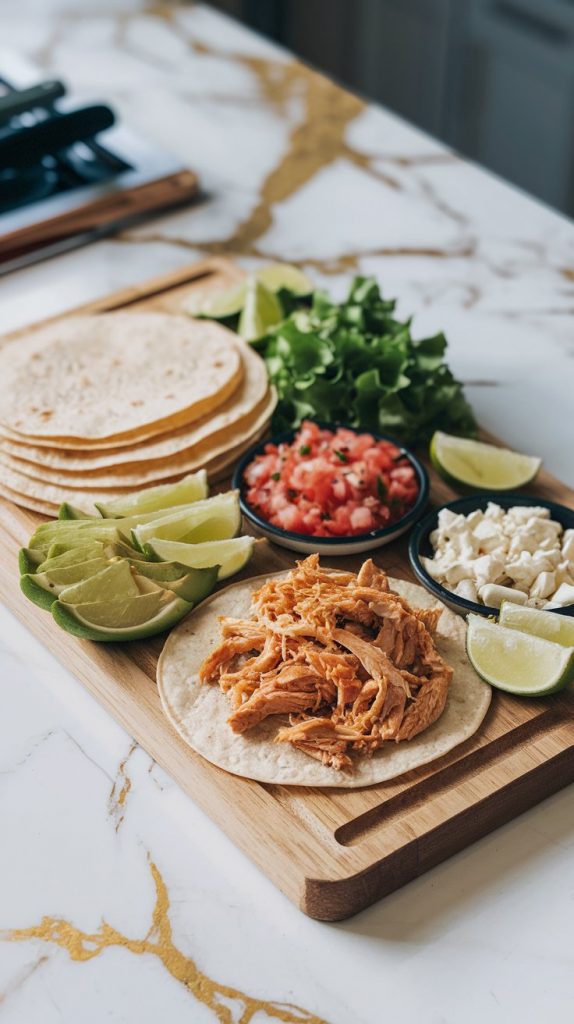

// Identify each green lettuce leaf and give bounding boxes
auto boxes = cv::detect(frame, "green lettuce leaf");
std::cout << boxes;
[253,276,476,446]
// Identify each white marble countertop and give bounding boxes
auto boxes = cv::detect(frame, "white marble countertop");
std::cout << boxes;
[1,3,574,1022]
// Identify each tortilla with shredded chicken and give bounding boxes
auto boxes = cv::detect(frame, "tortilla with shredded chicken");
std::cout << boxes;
[158,560,491,788]
[198,556,453,771]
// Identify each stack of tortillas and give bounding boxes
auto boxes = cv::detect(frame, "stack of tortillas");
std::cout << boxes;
[0,312,275,516]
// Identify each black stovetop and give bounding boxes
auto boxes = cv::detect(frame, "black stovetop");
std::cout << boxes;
[0,53,197,275]
[0,72,131,215]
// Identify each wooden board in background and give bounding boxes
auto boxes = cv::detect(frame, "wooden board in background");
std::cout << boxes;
[1,257,573,921]
[0,170,199,268]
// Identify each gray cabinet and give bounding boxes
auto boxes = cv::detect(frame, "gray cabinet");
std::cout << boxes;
[354,0,454,138]
[447,0,574,213]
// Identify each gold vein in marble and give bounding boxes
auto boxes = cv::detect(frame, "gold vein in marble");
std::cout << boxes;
[189,50,367,259]
[108,740,137,833]
[119,34,383,269]
[125,230,474,276]
[0,954,49,1007]
[4,860,330,1024]
[118,21,473,275]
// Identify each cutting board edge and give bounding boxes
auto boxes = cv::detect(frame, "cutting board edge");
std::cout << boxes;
[302,744,574,920]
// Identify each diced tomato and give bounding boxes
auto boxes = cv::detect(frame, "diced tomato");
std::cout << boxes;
[350,506,375,532]
[243,421,419,538]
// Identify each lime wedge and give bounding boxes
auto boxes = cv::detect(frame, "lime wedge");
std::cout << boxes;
[184,281,247,319]
[184,263,312,321]
[430,432,541,491]
[131,491,240,549]
[58,560,138,605]
[20,558,110,611]
[238,278,283,342]
[257,263,312,296]
[52,591,192,642]
[114,502,221,542]
[95,470,208,519]
[466,613,574,695]
[499,602,574,647]
[143,536,253,580]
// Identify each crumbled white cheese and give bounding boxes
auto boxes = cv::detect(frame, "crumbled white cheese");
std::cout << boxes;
[562,530,574,561]
[453,579,479,602]
[551,583,574,606]
[478,583,528,608]
[423,502,573,608]
[529,571,556,600]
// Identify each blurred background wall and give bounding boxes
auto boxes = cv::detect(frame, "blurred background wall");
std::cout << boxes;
[208,0,574,218]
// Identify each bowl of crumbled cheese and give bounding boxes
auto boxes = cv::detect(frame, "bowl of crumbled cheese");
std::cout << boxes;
[408,494,574,618]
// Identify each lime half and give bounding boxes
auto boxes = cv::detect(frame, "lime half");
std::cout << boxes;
[143,535,253,580]
[466,613,574,695]
[430,431,541,490]
[500,602,574,647]
[238,278,283,342]
[95,470,208,519]
[52,591,192,641]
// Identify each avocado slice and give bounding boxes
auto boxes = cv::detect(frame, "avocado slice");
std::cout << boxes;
[37,542,106,573]
[134,565,218,604]
[58,503,98,521]
[58,560,139,605]
[18,548,44,575]
[20,558,111,610]
[51,592,193,642]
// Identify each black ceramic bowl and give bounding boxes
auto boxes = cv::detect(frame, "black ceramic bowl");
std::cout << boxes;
[408,492,574,618]
[232,424,429,555]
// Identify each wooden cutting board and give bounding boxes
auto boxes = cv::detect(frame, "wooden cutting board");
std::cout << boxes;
[1,256,573,921]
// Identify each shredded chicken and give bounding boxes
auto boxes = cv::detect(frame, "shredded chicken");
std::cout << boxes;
[198,555,453,771]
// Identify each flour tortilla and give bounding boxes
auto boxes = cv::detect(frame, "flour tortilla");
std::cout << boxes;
[0,341,268,467]
[0,387,276,488]
[0,483,58,518]
[0,439,264,518]
[205,423,270,482]
[0,462,134,508]
[0,419,271,514]
[0,313,242,444]
[158,572,491,788]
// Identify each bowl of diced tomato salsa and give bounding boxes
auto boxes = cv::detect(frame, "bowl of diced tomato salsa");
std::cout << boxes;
[233,421,429,555]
